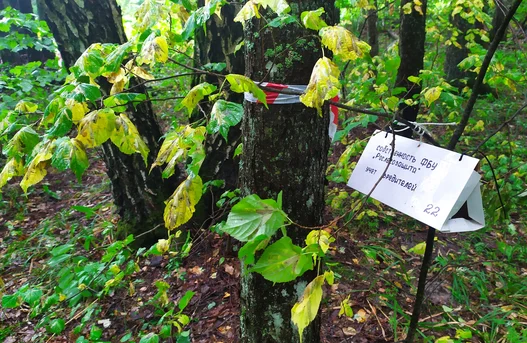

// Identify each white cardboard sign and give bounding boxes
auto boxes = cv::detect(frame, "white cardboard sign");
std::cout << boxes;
[347,130,485,232]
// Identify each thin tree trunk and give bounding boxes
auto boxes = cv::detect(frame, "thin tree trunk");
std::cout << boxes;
[36,0,175,245]
[394,0,427,138]
[192,1,244,229]
[240,1,337,342]
[367,0,379,57]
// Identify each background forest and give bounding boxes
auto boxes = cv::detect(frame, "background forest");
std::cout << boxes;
[0,0,527,342]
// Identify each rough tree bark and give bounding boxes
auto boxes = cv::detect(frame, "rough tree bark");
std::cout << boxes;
[394,0,427,138]
[367,0,379,57]
[239,1,337,342]
[36,0,175,245]
[192,1,245,228]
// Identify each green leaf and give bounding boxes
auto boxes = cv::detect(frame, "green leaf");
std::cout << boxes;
[250,236,313,282]
[89,325,103,340]
[74,44,105,78]
[338,295,353,317]
[73,83,102,102]
[291,274,324,343]
[299,57,341,115]
[234,143,243,157]
[110,113,150,164]
[238,234,270,265]
[22,288,43,307]
[178,82,217,115]
[301,8,327,31]
[48,318,65,334]
[226,74,268,108]
[164,175,203,230]
[139,333,160,343]
[76,108,116,148]
[103,93,147,113]
[1,294,20,308]
[47,108,73,137]
[3,126,40,158]
[71,139,89,181]
[104,41,133,73]
[220,194,286,242]
[178,290,195,311]
[319,26,370,61]
[207,100,243,141]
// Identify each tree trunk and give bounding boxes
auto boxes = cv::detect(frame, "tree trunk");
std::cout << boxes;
[240,1,337,342]
[36,0,174,245]
[192,1,245,228]
[394,0,427,138]
[367,0,379,57]
[444,11,474,90]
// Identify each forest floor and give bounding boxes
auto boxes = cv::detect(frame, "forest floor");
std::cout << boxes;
[1,141,526,343]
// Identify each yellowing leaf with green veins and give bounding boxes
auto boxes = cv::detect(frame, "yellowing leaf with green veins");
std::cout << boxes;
[65,99,89,124]
[132,66,155,80]
[15,100,38,113]
[424,86,442,106]
[320,26,370,61]
[301,8,327,31]
[305,230,334,254]
[408,241,426,255]
[257,0,290,15]
[0,158,24,189]
[138,33,168,65]
[338,295,353,317]
[76,108,116,148]
[3,126,40,158]
[291,274,324,343]
[110,113,150,164]
[300,57,340,114]
[226,74,268,108]
[20,142,54,193]
[164,175,203,230]
[154,36,168,62]
[151,125,206,178]
[178,82,217,115]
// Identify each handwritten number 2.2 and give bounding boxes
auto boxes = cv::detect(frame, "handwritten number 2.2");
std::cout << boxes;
[424,204,440,217]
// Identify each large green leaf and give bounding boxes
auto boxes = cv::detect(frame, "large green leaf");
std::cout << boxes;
[220,194,285,242]
[22,288,43,307]
[110,113,150,164]
[291,274,325,343]
[164,175,203,230]
[238,234,270,265]
[51,138,89,181]
[72,83,102,103]
[103,93,146,113]
[250,236,313,283]
[104,40,133,74]
[301,8,327,31]
[47,108,73,137]
[207,100,243,141]
[3,126,39,158]
[74,44,105,78]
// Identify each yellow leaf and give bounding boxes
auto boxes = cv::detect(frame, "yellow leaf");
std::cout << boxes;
[105,67,126,84]
[291,275,324,343]
[179,82,217,115]
[15,101,38,113]
[324,270,334,285]
[20,142,54,193]
[110,113,150,164]
[338,295,353,317]
[156,239,170,253]
[76,108,117,148]
[423,87,442,106]
[301,8,327,31]
[299,57,340,114]
[257,0,290,15]
[65,99,90,124]
[305,230,334,254]
[132,66,155,80]
[164,175,203,230]
[320,26,370,61]
[110,79,127,95]
[0,158,24,189]
[234,0,260,26]
[408,241,426,255]
[154,36,169,63]
[402,2,412,14]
